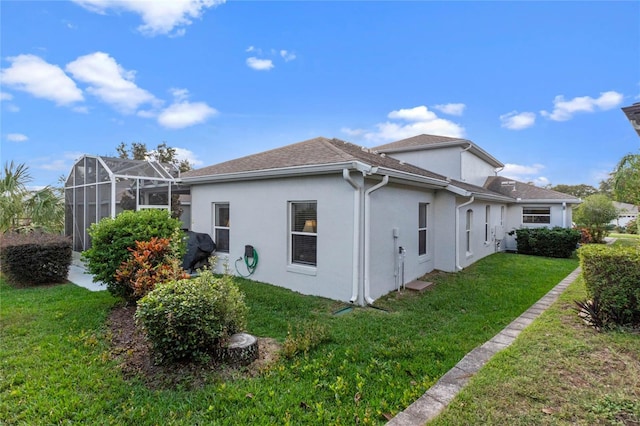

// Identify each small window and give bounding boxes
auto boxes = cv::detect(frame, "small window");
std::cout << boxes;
[418,203,428,256]
[466,209,473,254]
[500,205,505,227]
[291,201,317,266]
[523,207,550,224]
[213,203,230,253]
[485,205,491,243]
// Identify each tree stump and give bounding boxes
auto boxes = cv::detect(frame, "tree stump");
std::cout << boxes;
[218,333,259,366]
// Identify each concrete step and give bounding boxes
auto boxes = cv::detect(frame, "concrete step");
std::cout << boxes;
[405,280,433,292]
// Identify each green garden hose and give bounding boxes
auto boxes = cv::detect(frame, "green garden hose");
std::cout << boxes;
[235,248,258,277]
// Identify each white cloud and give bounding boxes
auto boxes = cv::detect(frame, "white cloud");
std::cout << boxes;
[66,52,158,114]
[540,90,623,121]
[500,163,549,186]
[6,133,28,142]
[341,127,366,137]
[280,50,296,62]
[0,92,13,101]
[0,54,83,106]
[344,105,465,143]
[34,152,84,172]
[6,104,20,113]
[246,57,274,71]
[500,111,536,130]
[433,103,466,116]
[72,0,224,37]
[169,88,190,102]
[157,101,217,129]
[174,147,203,166]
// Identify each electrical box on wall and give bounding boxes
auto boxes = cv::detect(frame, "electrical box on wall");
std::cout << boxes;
[393,227,399,238]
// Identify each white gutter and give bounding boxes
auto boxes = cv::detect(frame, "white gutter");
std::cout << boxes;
[455,195,475,271]
[364,175,390,304]
[342,169,362,304]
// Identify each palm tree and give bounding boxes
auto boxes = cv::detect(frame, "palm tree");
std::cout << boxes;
[0,161,31,232]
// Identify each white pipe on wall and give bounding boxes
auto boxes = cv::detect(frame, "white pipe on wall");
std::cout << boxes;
[455,195,475,271]
[364,175,389,305]
[342,169,362,304]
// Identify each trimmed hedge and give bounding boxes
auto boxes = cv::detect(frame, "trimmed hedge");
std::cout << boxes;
[0,232,72,285]
[512,227,581,258]
[135,270,248,364]
[579,244,640,327]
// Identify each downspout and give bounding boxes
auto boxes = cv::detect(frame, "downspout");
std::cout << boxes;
[455,195,475,271]
[562,202,567,228]
[364,175,390,304]
[342,169,362,303]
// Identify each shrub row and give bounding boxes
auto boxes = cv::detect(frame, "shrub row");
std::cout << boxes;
[0,232,72,285]
[512,227,581,258]
[579,244,640,328]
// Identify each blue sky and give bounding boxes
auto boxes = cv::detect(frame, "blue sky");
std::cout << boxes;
[1,0,639,189]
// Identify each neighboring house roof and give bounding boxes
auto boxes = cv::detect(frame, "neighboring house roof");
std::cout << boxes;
[484,176,581,203]
[613,201,639,214]
[372,134,504,168]
[621,103,640,138]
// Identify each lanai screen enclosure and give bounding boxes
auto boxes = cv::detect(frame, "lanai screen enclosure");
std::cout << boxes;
[64,155,186,251]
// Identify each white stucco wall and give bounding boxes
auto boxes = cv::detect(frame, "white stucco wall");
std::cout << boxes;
[503,203,575,251]
[189,173,358,302]
[387,147,462,180]
[456,200,505,270]
[460,151,498,186]
[366,183,436,300]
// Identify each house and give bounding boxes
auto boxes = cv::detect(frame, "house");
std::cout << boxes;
[181,135,581,305]
[611,201,638,229]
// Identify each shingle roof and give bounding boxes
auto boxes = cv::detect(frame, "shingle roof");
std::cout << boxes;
[182,136,447,181]
[371,134,503,168]
[372,134,469,151]
[484,176,581,201]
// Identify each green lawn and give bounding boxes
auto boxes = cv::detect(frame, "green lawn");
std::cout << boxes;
[1,253,578,425]
[430,274,640,425]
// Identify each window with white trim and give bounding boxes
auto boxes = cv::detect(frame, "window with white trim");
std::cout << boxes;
[522,207,550,224]
[466,209,473,254]
[213,203,230,253]
[290,201,317,266]
[418,203,428,256]
[485,205,491,243]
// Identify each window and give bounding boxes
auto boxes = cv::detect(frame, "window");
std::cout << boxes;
[418,203,428,256]
[290,201,317,266]
[213,203,230,253]
[485,205,491,243]
[523,207,550,224]
[466,209,473,254]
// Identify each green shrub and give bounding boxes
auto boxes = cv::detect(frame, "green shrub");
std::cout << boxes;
[282,321,329,359]
[81,209,184,301]
[579,244,640,327]
[135,270,248,364]
[114,237,189,301]
[512,227,581,258]
[626,218,638,235]
[0,232,71,285]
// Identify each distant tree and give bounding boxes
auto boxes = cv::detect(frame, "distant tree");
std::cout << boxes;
[117,141,192,173]
[0,161,31,232]
[25,186,65,233]
[598,175,614,198]
[573,194,618,243]
[549,184,598,198]
[613,152,640,206]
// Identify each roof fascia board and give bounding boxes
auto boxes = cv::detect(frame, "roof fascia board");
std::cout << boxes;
[514,198,582,204]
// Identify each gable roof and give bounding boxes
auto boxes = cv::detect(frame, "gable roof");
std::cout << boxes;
[182,137,449,182]
[484,176,581,203]
[372,134,504,168]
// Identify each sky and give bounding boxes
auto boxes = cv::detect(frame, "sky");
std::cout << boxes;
[1,0,639,190]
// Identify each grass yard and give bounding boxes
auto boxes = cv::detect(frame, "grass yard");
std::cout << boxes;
[430,274,640,425]
[1,253,578,425]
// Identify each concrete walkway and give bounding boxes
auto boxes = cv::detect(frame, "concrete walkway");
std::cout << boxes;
[67,252,106,292]
[387,266,582,425]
